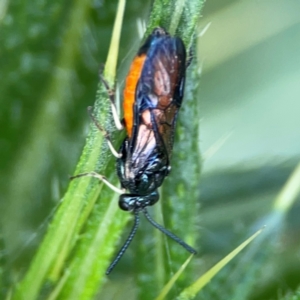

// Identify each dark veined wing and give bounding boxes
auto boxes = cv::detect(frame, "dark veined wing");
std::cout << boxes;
[129,31,186,171]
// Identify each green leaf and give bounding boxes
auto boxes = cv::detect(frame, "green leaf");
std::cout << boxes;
[177,227,265,300]
[155,254,195,300]
[12,1,126,299]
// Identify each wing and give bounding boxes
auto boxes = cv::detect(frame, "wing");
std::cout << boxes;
[130,30,186,168]
[118,28,186,190]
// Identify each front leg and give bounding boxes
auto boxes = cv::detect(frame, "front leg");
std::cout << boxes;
[70,171,125,194]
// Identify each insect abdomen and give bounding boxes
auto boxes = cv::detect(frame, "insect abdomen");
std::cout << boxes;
[123,54,146,137]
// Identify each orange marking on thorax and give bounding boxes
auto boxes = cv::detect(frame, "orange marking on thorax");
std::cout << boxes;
[123,54,146,137]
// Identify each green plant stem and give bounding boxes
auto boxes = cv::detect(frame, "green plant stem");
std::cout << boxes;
[13,0,126,299]
[135,0,204,299]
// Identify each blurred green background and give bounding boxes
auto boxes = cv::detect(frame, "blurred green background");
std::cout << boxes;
[1,0,300,299]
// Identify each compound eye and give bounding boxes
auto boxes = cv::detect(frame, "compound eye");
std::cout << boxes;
[119,195,136,211]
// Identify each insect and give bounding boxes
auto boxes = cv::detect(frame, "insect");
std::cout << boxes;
[72,27,197,275]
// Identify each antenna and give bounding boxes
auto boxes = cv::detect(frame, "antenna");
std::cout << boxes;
[143,208,197,254]
[106,211,140,275]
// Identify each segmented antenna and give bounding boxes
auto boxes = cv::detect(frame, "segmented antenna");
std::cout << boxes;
[106,211,140,275]
[143,209,197,254]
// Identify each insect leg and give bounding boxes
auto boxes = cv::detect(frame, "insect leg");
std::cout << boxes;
[70,171,124,194]
[186,47,193,68]
[143,209,197,254]
[99,72,123,131]
[87,106,121,158]
[106,211,140,275]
